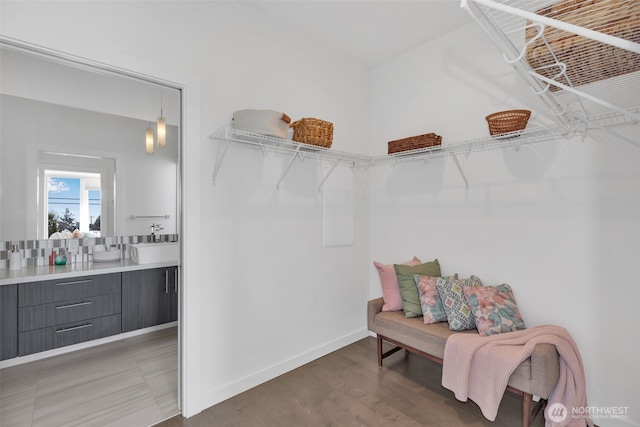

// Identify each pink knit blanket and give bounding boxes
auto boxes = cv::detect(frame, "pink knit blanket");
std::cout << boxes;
[441,325,594,427]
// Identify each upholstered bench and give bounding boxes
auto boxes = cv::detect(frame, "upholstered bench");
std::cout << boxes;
[367,297,560,427]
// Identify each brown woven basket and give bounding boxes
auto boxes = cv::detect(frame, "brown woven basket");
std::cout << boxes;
[485,110,531,136]
[388,133,442,155]
[290,118,333,148]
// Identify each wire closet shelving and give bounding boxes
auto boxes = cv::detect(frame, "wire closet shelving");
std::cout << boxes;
[208,128,370,190]
[461,0,640,133]
[210,0,639,189]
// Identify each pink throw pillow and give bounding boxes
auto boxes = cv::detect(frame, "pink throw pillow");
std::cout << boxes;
[374,256,422,311]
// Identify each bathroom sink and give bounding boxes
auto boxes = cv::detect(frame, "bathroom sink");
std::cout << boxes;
[92,248,122,263]
[130,242,179,264]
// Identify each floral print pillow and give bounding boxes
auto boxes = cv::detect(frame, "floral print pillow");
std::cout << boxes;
[464,283,526,336]
[414,274,453,325]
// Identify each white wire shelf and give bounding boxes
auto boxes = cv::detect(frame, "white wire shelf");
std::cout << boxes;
[209,109,637,189]
[209,128,371,165]
[587,106,640,129]
[461,0,640,127]
[208,127,370,190]
[373,108,638,166]
[372,123,572,189]
[371,123,568,167]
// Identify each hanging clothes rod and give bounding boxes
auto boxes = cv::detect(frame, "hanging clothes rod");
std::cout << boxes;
[130,214,171,219]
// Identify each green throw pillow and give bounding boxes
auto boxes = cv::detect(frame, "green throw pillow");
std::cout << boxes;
[394,259,441,318]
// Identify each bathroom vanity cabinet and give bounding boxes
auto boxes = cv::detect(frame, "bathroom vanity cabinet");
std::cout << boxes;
[17,273,122,356]
[0,263,178,362]
[0,284,18,360]
[122,266,178,332]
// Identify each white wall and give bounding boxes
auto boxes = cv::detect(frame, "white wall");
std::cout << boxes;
[369,23,640,427]
[0,0,370,417]
[193,2,372,407]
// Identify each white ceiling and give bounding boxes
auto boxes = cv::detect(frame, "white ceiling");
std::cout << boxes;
[240,1,473,67]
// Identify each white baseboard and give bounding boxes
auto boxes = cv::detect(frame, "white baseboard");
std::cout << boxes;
[200,328,370,410]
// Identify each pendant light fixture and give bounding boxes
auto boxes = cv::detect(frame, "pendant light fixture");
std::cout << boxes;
[145,122,154,155]
[157,91,166,148]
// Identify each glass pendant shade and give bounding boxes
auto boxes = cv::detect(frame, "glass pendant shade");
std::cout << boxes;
[157,115,166,148]
[146,126,154,155]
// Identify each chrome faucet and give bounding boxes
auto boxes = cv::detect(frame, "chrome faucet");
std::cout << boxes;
[150,223,164,242]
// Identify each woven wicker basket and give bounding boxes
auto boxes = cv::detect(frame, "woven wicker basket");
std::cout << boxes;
[485,110,531,136]
[388,133,442,155]
[290,118,333,148]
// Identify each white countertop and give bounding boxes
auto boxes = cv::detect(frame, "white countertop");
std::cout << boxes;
[0,259,179,285]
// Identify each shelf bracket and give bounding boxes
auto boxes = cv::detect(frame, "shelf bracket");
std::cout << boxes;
[276,146,302,190]
[259,142,270,157]
[318,157,342,192]
[211,139,232,186]
[530,63,567,95]
[450,152,469,190]
[503,23,544,64]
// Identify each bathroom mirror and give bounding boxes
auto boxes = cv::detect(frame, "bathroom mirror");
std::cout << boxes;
[0,44,181,241]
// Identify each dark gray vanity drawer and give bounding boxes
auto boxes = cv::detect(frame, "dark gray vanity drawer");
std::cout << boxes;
[18,273,121,307]
[18,314,122,356]
[18,293,121,332]
[1,285,18,361]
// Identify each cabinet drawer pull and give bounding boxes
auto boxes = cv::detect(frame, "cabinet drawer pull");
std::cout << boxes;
[165,270,169,294]
[55,301,93,310]
[174,268,178,293]
[56,323,92,333]
[55,279,92,287]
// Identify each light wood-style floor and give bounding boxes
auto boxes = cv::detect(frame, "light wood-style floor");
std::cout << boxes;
[0,327,179,427]
[157,337,545,427]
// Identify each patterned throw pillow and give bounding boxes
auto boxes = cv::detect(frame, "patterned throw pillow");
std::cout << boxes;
[436,275,483,331]
[394,259,441,318]
[464,283,526,336]
[414,274,456,325]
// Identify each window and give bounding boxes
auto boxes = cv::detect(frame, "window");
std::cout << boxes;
[37,151,116,239]
[46,172,101,236]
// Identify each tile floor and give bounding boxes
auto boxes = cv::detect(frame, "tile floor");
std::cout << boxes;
[0,327,179,427]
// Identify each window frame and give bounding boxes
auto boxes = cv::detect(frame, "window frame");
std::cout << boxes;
[37,151,116,239]
[45,171,102,235]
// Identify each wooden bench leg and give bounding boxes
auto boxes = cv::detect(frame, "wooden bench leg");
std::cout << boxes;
[531,398,547,425]
[376,335,546,427]
[377,334,405,367]
[522,393,533,427]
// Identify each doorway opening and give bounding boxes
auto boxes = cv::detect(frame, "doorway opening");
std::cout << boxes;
[0,38,186,422]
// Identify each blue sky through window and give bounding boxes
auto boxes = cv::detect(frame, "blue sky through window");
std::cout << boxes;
[48,177,101,225]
